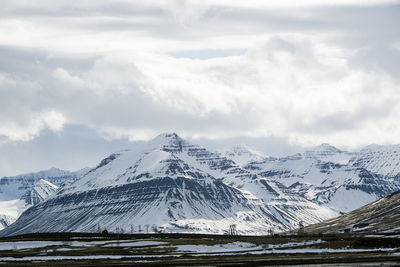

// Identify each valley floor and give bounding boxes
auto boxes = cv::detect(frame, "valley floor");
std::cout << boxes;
[1,232,400,266]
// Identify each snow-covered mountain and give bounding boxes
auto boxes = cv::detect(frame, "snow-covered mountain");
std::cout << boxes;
[244,144,400,213]
[303,143,356,164]
[0,167,88,201]
[218,144,270,167]
[0,133,337,237]
[349,144,400,178]
[2,135,400,236]
[21,179,59,206]
[0,167,89,222]
[0,215,15,231]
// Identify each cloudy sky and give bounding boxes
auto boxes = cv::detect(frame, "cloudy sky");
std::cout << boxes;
[0,0,399,176]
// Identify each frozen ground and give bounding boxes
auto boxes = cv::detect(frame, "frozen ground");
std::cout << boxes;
[0,233,400,265]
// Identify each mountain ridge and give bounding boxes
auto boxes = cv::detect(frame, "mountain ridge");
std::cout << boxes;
[302,190,400,234]
[2,134,400,235]
[0,133,337,236]
[0,167,90,223]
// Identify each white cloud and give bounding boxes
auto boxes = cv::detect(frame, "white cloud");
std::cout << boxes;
[0,110,65,141]
[0,0,399,150]
[52,68,84,88]
[199,0,399,8]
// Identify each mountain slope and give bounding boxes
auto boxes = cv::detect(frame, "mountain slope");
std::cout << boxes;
[218,144,269,167]
[243,144,400,213]
[0,167,88,201]
[21,179,59,206]
[0,168,89,221]
[0,133,337,237]
[0,134,280,236]
[0,215,15,231]
[303,143,355,164]
[302,190,400,234]
[349,144,400,178]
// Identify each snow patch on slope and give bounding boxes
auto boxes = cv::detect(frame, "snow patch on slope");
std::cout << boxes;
[0,215,16,231]
[22,179,59,206]
[350,144,400,177]
[218,144,268,167]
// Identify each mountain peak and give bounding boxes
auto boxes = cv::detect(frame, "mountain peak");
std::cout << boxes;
[21,179,58,206]
[302,143,346,161]
[313,143,341,152]
[232,144,265,154]
[149,132,191,152]
[156,132,179,139]
[219,144,267,166]
[304,143,342,155]
[151,132,181,144]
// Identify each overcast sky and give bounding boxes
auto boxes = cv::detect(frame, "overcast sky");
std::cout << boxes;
[0,0,399,176]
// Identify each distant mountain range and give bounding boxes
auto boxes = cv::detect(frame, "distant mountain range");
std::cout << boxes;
[0,167,89,230]
[1,133,400,236]
[240,143,400,213]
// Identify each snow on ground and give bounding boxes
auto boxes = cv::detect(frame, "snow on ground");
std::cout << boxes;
[267,239,325,249]
[0,240,119,250]
[0,247,397,262]
[0,255,155,261]
[173,240,327,254]
[55,248,82,251]
[248,248,397,255]
[327,187,376,213]
[0,238,398,263]
[0,199,25,218]
[175,241,260,253]
[103,241,168,247]
[0,241,65,251]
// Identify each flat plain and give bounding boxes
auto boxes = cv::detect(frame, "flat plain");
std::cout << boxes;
[1,232,400,266]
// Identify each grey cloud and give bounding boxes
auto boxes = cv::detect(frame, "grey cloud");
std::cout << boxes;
[0,0,399,177]
[3,1,398,54]
[0,45,96,128]
[0,124,142,177]
[0,123,303,177]
[312,4,400,79]
[293,99,398,135]
[194,135,306,158]
[349,45,400,79]
[0,45,96,76]
[203,5,333,33]
[0,46,262,141]
[203,4,400,79]
[314,4,400,45]
[1,1,165,18]
[170,49,245,59]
